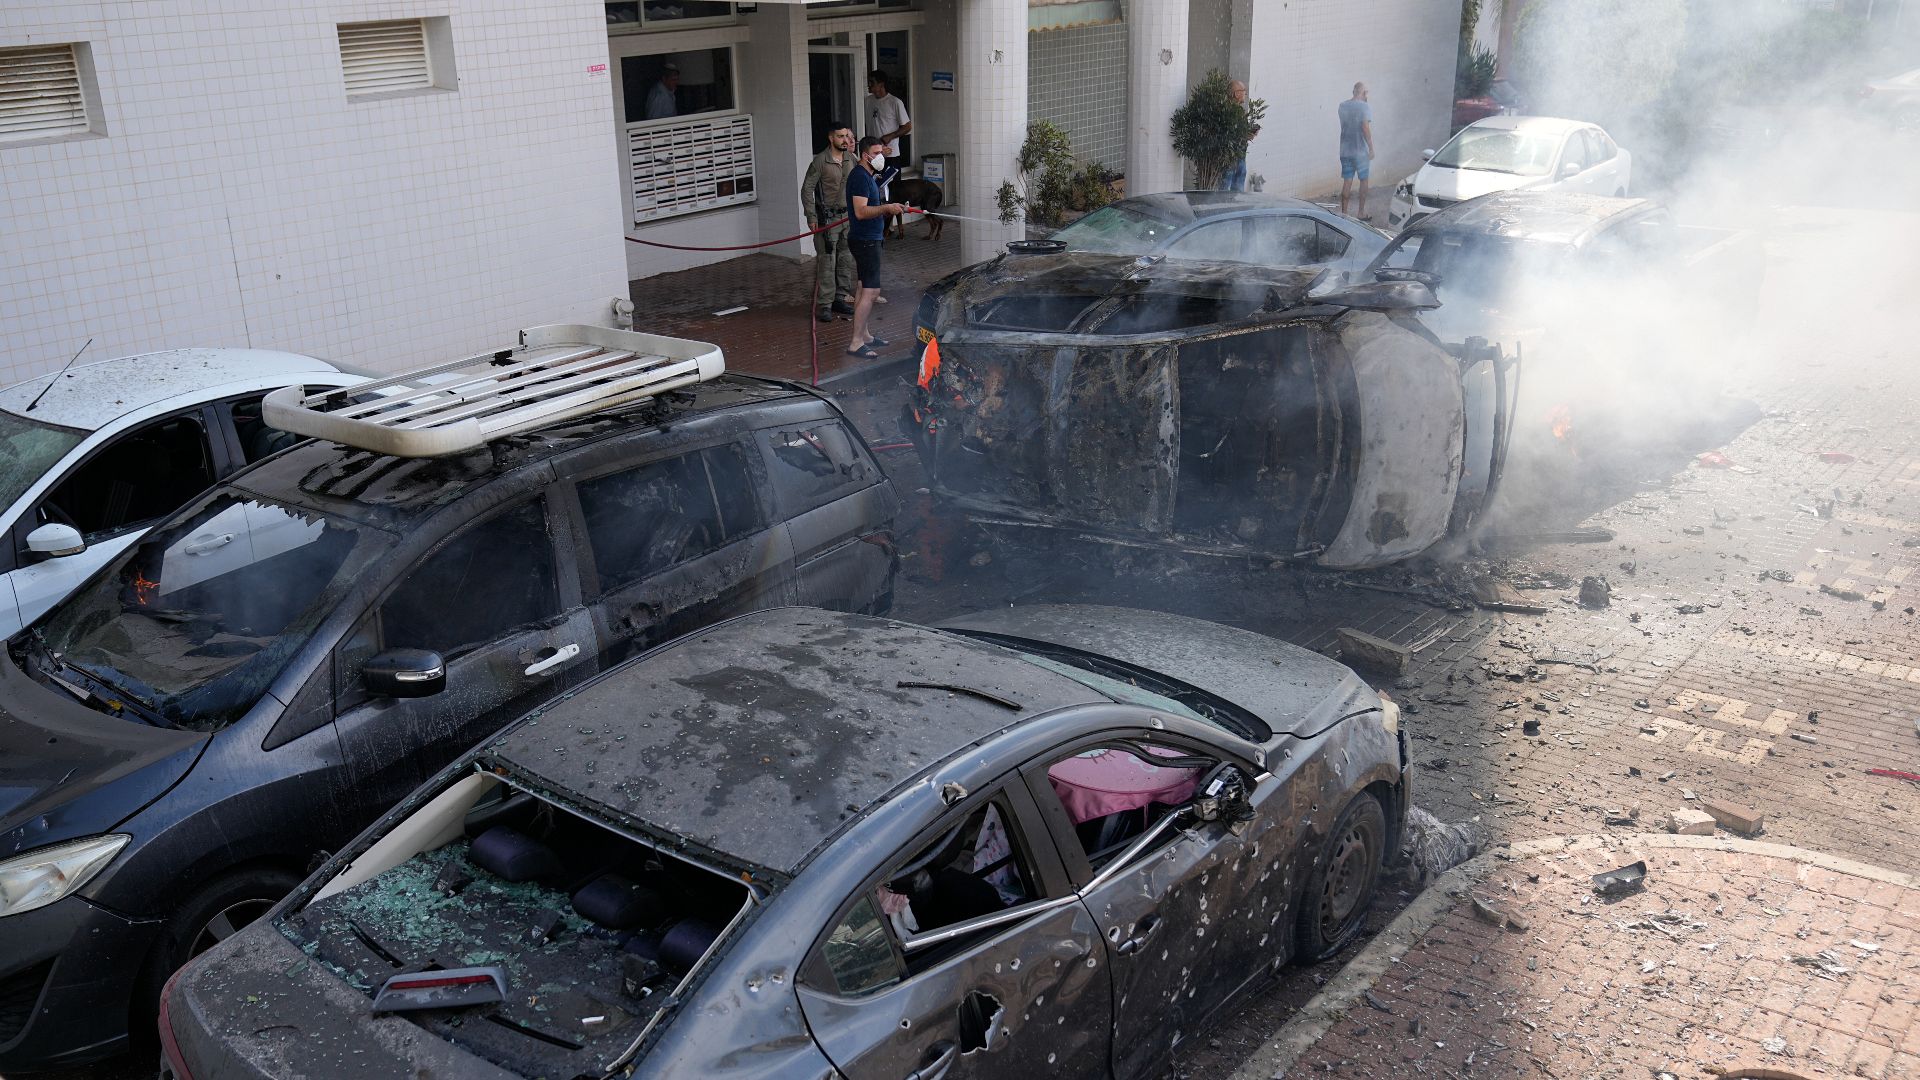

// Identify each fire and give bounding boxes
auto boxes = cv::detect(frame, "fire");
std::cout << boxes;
[916,336,941,389]
[131,571,159,606]
[1548,404,1573,441]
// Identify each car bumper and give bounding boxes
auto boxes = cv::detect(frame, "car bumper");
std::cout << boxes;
[1387,196,1425,231]
[0,894,162,1070]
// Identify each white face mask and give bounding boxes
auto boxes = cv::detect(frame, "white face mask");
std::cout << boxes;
[869,152,886,169]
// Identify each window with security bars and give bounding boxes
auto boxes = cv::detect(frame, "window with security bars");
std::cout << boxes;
[338,19,455,98]
[0,43,94,144]
[628,114,757,224]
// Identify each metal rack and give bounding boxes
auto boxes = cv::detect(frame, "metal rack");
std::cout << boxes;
[262,324,725,458]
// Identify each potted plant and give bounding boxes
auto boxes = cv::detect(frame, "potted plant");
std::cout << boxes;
[1170,69,1265,190]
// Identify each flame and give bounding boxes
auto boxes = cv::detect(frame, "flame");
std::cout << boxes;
[1548,404,1573,441]
[131,571,159,606]
[916,336,941,389]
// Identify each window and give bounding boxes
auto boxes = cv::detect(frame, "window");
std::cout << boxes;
[338,18,456,99]
[821,895,904,996]
[39,414,215,540]
[381,500,558,657]
[1244,216,1317,265]
[607,1,737,32]
[231,395,302,464]
[1165,220,1245,262]
[1557,130,1589,175]
[0,43,102,145]
[577,446,757,593]
[762,423,869,510]
[1042,742,1215,867]
[623,49,736,123]
[863,796,1043,973]
[1314,221,1353,261]
[625,48,753,225]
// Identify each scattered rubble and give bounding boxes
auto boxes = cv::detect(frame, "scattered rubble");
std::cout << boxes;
[1577,575,1611,608]
[1334,627,1410,676]
[1669,808,1717,835]
[1699,798,1765,836]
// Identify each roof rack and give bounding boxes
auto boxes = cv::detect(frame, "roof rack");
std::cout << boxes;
[262,324,724,458]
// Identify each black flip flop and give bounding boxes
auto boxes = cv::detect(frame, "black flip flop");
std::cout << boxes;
[865,336,889,348]
[844,346,882,359]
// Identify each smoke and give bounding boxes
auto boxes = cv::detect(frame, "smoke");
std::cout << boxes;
[1466,0,1920,532]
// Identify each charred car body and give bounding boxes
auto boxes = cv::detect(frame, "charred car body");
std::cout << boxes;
[909,251,1516,568]
[164,605,1409,1080]
[0,327,897,1071]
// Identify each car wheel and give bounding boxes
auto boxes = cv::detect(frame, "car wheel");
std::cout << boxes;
[1614,187,1627,198]
[132,867,301,1045]
[1293,793,1386,963]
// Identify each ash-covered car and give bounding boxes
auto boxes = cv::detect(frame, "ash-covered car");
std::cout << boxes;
[908,250,1516,568]
[0,327,897,1072]
[163,604,1408,1080]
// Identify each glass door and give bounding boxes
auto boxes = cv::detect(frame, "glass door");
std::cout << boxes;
[807,45,863,155]
[866,30,911,165]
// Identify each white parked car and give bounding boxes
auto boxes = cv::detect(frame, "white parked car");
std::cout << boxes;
[1387,115,1633,231]
[0,349,365,636]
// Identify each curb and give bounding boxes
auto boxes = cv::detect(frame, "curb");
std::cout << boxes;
[1224,833,1918,1080]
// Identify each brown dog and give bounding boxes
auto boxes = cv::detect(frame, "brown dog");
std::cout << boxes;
[886,177,945,240]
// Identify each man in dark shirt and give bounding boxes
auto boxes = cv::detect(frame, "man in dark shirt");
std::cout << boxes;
[845,136,904,359]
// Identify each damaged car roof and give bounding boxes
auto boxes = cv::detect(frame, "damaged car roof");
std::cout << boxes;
[485,608,1107,877]
[1404,190,1658,246]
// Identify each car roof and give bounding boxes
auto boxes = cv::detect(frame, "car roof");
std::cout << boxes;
[228,374,816,530]
[1400,190,1658,245]
[1464,114,1592,136]
[486,607,1109,878]
[0,348,348,431]
[1110,190,1331,227]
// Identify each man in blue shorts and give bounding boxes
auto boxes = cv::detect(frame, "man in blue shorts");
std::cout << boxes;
[1338,81,1374,220]
[844,135,906,360]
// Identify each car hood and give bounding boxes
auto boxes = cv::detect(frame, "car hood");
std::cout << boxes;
[1414,163,1548,202]
[938,605,1374,739]
[0,651,207,855]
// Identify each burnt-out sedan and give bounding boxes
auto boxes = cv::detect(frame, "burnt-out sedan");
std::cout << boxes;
[164,605,1408,1080]
[909,251,1516,568]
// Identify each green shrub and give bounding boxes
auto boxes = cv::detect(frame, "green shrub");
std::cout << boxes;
[1170,69,1266,190]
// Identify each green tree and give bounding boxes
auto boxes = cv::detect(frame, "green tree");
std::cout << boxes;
[1171,69,1267,190]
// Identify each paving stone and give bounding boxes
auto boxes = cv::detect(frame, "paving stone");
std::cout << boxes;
[1671,808,1719,835]
[1700,798,1767,836]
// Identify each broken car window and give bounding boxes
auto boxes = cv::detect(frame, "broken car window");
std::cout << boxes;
[1165,220,1247,262]
[0,411,84,513]
[874,798,1040,970]
[1050,202,1182,254]
[579,452,727,592]
[965,294,1102,333]
[702,442,765,541]
[34,491,392,729]
[1043,743,1211,868]
[381,500,559,657]
[39,414,215,540]
[761,423,868,511]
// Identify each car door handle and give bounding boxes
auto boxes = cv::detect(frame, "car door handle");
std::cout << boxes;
[183,533,235,555]
[1117,913,1162,956]
[906,1041,957,1080]
[523,642,580,676]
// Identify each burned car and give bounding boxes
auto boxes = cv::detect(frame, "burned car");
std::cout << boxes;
[0,327,897,1072]
[909,251,1515,568]
[163,604,1408,1080]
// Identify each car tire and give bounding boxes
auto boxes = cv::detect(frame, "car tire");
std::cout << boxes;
[131,867,301,1047]
[1293,793,1386,964]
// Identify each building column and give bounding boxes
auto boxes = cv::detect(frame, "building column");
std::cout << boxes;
[1126,0,1189,196]
[957,0,1027,263]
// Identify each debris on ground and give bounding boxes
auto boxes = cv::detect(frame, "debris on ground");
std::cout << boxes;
[1699,798,1765,836]
[1592,860,1647,897]
[1334,627,1410,676]
[1669,808,1717,835]
[1866,768,1920,785]
[1578,575,1611,608]
[1469,575,1551,614]
[1818,583,1865,601]
[1696,450,1734,468]
[1816,451,1855,463]
[1401,806,1482,885]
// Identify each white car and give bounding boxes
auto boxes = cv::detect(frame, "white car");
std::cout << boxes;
[0,349,365,636]
[1388,115,1632,231]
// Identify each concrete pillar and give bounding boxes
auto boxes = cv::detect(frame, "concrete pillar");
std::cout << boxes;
[1127,0,1190,196]
[739,4,813,259]
[957,0,1027,263]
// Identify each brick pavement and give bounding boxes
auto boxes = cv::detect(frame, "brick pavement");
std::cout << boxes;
[1230,834,1920,1080]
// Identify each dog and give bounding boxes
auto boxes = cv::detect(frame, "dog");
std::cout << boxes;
[886,177,945,241]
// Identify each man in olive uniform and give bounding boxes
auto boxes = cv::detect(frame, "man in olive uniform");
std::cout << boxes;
[802,121,858,322]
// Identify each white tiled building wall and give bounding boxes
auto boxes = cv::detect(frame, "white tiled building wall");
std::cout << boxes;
[957,0,1028,263]
[0,1,629,382]
[1239,0,1458,200]
[1028,19,1129,173]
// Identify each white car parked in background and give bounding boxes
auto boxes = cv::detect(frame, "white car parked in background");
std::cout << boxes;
[1388,115,1633,231]
[0,349,365,636]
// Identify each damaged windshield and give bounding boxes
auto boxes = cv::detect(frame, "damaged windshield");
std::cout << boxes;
[0,410,86,510]
[1051,203,1182,253]
[1430,127,1562,176]
[35,491,392,729]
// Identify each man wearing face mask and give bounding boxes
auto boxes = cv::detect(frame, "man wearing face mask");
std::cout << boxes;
[844,136,906,360]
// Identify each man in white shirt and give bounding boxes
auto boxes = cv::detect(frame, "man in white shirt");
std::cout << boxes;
[865,70,912,176]
[645,63,679,121]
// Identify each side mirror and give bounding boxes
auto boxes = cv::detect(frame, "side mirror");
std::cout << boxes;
[363,648,446,698]
[26,523,85,559]
[1420,148,1436,160]
[1560,161,1581,178]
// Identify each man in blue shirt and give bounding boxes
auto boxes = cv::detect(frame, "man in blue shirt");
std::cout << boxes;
[845,136,905,360]
[1338,82,1374,219]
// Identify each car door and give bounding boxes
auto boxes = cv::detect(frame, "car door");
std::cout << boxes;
[797,780,1110,1080]
[5,406,224,633]
[760,419,897,614]
[1550,128,1589,191]
[332,492,597,806]
[572,438,797,668]
[1023,734,1280,1080]
[1586,129,1625,194]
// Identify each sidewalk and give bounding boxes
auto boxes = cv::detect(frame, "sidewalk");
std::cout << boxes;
[1227,834,1920,1080]
[627,223,962,385]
